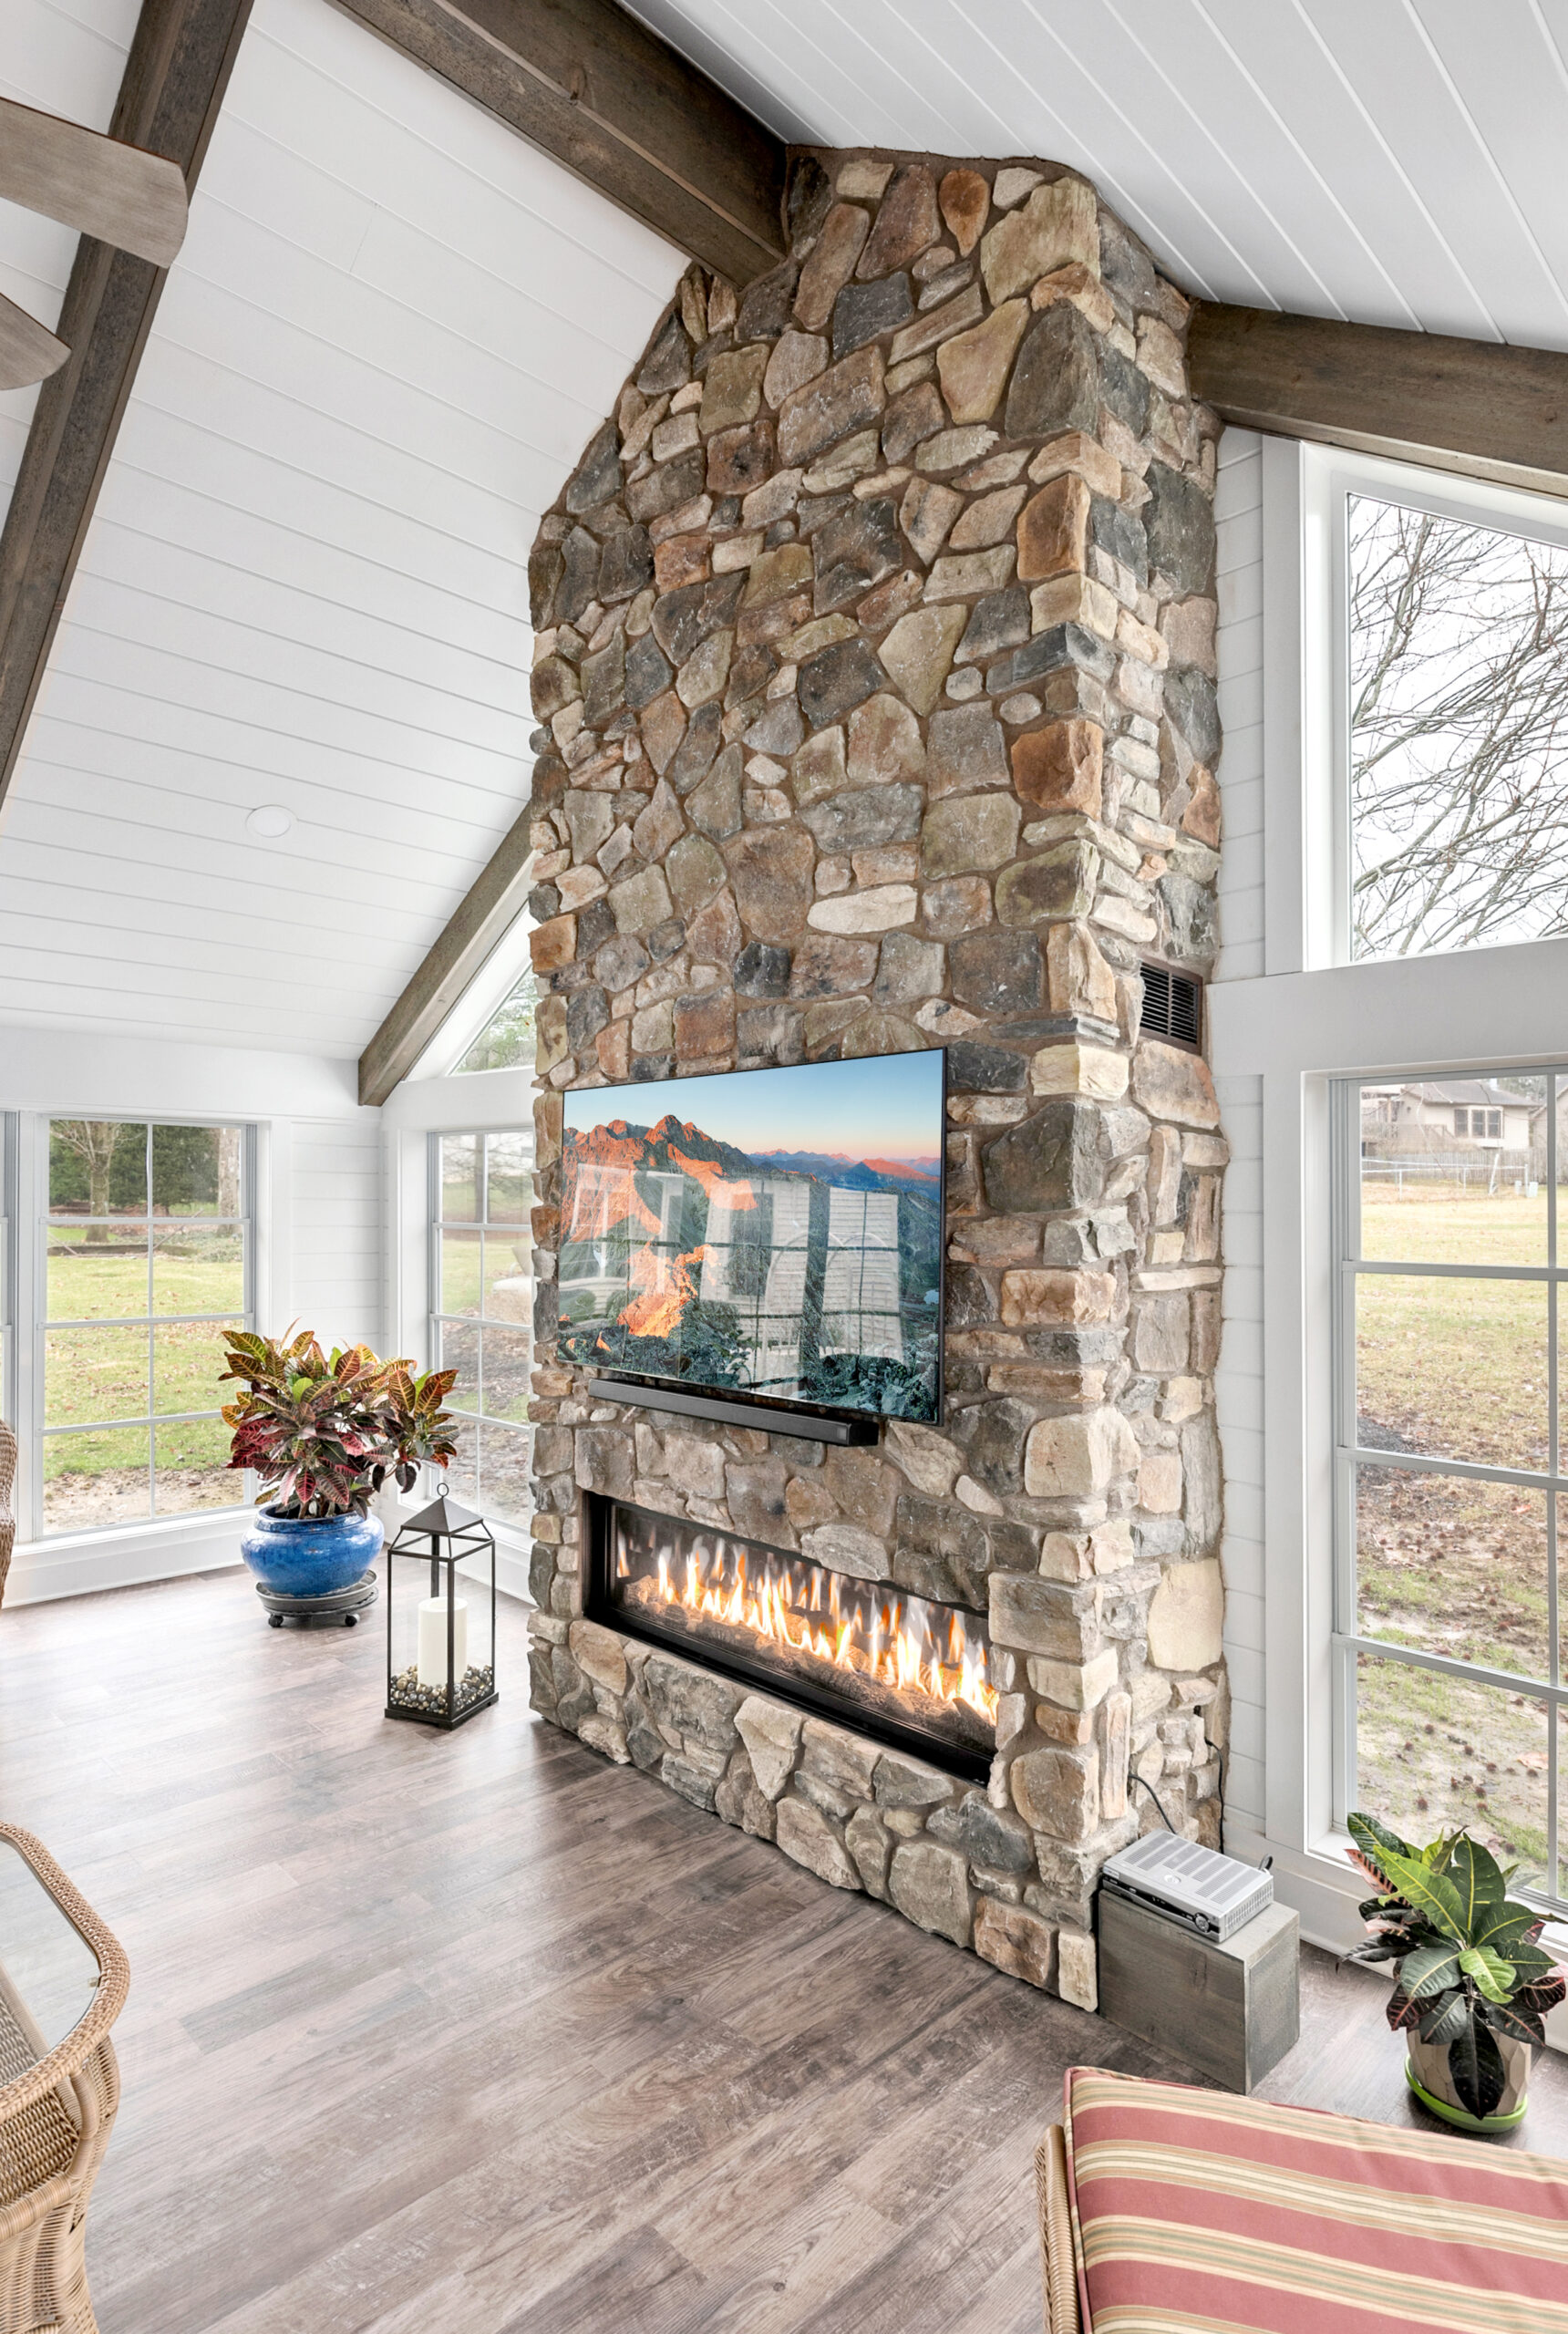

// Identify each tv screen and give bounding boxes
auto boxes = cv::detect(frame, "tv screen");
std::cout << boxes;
[558,1051,945,1425]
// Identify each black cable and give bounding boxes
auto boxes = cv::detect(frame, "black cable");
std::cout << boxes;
[1204,1730,1227,1802]
[1128,1772,1179,1833]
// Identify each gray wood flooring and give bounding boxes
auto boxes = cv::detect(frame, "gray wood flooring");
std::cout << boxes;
[4,1565,1568,2334]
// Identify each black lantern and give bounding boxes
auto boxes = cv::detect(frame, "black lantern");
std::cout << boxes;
[385,1495,497,1730]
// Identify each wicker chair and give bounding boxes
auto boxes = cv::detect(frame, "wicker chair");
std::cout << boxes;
[0,1825,129,2334]
[0,1417,15,1611]
[1035,2126,1080,2334]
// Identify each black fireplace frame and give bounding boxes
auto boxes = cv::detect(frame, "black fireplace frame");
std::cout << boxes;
[583,1491,994,1783]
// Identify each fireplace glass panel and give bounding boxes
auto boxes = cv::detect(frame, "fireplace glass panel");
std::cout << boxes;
[593,1496,996,1772]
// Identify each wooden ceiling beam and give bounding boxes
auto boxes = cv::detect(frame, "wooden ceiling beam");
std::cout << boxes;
[326,0,788,288]
[357,808,535,1107]
[1189,302,1568,500]
[0,0,253,811]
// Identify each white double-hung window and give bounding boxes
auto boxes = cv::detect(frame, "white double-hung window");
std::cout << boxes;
[3,1117,256,1542]
[429,1128,533,1524]
[1332,1069,1565,1907]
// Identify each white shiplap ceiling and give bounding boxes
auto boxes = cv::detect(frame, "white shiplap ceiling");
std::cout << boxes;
[4,0,1566,1063]
[629,0,1568,353]
[0,0,683,1057]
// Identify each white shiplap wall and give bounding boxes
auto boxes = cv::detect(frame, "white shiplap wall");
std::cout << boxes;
[1213,426,1269,1840]
[287,1112,384,1353]
[0,0,683,1057]
[630,0,1568,351]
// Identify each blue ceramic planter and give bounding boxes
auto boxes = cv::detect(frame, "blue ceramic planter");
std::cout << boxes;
[240,1503,384,1599]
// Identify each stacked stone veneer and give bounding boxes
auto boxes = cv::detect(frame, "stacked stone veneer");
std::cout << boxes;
[524,150,1228,2009]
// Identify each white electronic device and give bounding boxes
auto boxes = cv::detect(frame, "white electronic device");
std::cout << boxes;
[1100,1830,1274,1942]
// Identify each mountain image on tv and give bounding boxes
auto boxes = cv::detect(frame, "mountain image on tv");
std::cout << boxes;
[558,1053,944,1424]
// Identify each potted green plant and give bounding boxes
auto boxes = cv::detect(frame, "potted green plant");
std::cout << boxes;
[222,1328,458,1600]
[1348,1811,1566,2133]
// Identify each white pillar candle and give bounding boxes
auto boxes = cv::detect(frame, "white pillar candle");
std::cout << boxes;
[417,1594,468,1690]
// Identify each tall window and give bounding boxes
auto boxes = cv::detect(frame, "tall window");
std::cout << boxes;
[1335,1069,1563,1907]
[1347,493,1568,961]
[453,970,537,1073]
[42,1120,253,1534]
[430,1130,531,1523]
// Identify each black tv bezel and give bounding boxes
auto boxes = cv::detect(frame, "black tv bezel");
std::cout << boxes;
[556,1046,948,1436]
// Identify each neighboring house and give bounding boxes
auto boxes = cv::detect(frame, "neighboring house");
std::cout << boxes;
[1360,1079,1534,1154]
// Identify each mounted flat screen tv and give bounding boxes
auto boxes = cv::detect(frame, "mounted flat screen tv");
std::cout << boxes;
[558,1051,945,1427]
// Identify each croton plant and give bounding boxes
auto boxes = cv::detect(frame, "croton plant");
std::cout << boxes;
[222,1327,458,1518]
[1348,1811,1567,2120]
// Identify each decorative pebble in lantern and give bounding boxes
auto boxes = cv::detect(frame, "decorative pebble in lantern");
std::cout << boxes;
[385,1495,497,1729]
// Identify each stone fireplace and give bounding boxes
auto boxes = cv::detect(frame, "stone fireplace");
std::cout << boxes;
[525,146,1228,2010]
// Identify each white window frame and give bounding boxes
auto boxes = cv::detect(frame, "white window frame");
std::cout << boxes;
[428,1125,534,1525]
[400,904,536,1084]
[18,1114,258,1546]
[380,1072,536,1601]
[1329,1064,1566,1912]
[1294,441,1568,973]
[1212,433,1568,1987]
[1,1113,16,1460]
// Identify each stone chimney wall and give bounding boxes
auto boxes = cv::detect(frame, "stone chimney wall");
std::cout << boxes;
[523,149,1228,2009]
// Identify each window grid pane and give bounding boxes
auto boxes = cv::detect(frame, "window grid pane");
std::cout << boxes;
[1336,1069,1567,1910]
[40,1121,253,1535]
[430,1128,532,1527]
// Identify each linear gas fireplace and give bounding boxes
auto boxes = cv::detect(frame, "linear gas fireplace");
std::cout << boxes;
[584,1494,996,1782]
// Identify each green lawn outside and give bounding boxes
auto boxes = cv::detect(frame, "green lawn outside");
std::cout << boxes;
[436,1225,533,1430]
[46,1225,244,1322]
[44,1233,245,1515]
[438,1226,531,1320]
[1353,1182,1562,1888]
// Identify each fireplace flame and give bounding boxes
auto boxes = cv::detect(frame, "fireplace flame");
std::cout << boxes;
[652,1541,997,1724]
[618,1244,707,1340]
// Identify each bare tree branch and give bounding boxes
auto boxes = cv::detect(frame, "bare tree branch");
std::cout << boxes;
[1350,497,1568,957]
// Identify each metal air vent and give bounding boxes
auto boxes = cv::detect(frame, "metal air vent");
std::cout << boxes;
[1140,961,1203,1053]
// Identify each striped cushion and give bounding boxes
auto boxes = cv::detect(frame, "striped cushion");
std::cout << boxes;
[1065,2065,1568,2333]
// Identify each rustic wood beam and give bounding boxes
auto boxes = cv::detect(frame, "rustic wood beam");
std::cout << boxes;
[326,0,787,288]
[357,808,535,1107]
[0,0,253,809]
[1189,302,1568,501]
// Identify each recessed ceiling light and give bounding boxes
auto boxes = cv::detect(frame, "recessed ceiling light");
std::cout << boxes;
[246,804,294,839]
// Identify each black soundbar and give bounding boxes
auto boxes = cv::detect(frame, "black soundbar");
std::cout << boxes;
[586,1378,878,1444]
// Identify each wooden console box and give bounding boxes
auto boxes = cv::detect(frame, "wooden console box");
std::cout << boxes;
[1098,1889,1301,2093]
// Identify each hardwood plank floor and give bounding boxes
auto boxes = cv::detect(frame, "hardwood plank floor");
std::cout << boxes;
[4,1565,1568,2334]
